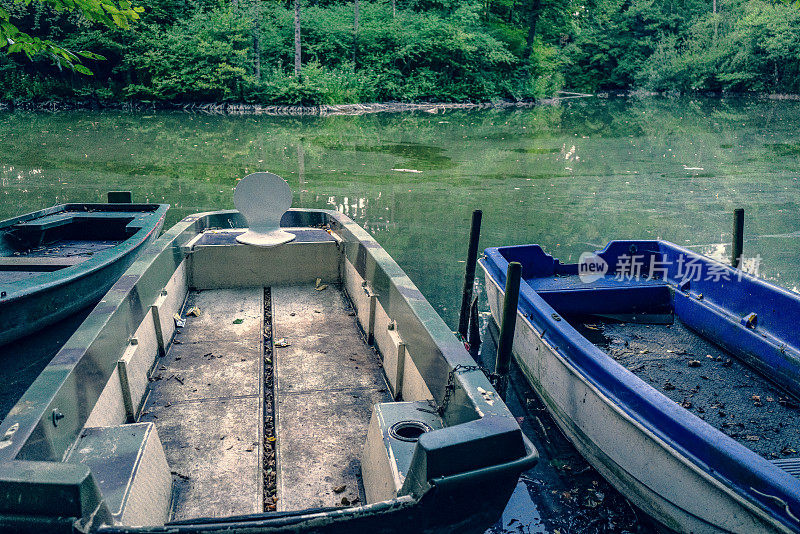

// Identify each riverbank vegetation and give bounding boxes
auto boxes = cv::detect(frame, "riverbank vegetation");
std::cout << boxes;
[2,0,800,104]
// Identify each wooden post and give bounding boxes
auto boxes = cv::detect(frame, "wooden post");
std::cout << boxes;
[495,261,521,397]
[458,210,482,339]
[467,296,481,359]
[732,208,744,268]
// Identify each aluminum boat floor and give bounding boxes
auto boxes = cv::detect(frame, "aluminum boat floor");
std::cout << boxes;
[141,288,263,521]
[272,283,391,511]
[572,317,800,458]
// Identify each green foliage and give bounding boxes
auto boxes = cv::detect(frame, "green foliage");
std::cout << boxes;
[0,0,139,71]
[6,0,800,102]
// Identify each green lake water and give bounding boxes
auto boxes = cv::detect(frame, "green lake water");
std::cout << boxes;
[2,95,800,532]
[3,96,799,328]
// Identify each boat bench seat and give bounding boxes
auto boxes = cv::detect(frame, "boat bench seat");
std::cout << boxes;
[12,212,149,236]
[0,256,85,271]
[361,401,443,504]
[65,423,171,526]
[527,274,673,316]
[771,457,800,479]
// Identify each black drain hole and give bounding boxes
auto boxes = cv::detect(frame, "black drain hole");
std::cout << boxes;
[389,421,432,442]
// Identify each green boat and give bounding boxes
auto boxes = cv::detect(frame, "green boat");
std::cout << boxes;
[0,174,536,534]
[0,198,169,347]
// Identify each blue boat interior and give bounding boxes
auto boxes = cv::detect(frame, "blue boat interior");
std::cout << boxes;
[495,240,800,398]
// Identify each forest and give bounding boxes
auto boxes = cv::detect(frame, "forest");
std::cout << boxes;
[1,0,800,104]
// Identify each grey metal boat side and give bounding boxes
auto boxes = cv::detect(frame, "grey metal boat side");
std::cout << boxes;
[0,208,536,533]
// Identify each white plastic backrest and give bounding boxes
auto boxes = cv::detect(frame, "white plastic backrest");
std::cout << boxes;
[233,172,296,247]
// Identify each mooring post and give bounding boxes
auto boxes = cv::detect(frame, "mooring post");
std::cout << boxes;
[732,208,744,268]
[495,261,521,398]
[458,210,483,339]
[468,296,481,359]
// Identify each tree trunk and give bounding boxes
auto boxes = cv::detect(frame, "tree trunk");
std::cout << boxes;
[254,30,261,81]
[294,0,302,78]
[392,0,396,18]
[353,0,359,68]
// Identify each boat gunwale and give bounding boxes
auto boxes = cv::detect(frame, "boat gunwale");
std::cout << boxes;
[481,241,800,533]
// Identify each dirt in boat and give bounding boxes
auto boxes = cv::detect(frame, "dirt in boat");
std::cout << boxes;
[571,317,800,459]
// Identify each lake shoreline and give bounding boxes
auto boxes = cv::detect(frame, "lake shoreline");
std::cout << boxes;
[0,96,589,115]
[3,91,799,115]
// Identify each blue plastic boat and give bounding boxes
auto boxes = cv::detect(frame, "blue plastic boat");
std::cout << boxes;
[481,240,800,533]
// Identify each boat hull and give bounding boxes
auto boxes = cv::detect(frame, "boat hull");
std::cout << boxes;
[482,269,791,534]
[0,204,168,346]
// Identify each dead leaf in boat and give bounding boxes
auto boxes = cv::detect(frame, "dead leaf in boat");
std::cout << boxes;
[341,497,351,505]
[233,318,244,324]
[333,485,346,493]
[173,313,186,328]
[663,381,676,391]
[681,399,693,409]
[315,278,328,291]
[688,360,701,367]
[186,306,201,317]
[745,435,760,441]
[275,338,291,348]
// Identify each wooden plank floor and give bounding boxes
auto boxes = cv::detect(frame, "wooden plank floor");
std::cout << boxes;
[272,283,391,511]
[141,288,263,521]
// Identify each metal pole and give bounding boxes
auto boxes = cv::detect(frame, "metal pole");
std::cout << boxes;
[468,296,481,359]
[458,210,482,339]
[732,208,744,268]
[495,261,521,397]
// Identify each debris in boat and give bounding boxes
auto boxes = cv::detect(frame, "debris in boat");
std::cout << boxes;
[746,435,760,441]
[315,278,328,291]
[186,306,201,317]
[477,386,496,405]
[681,399,693,409]
[341,497,351,505]
[333,485,346,493]
[663,381,676,391]
[233,318,244,324]
[275,338,290,347]
[173,339,182,345]
[171,471,191,480]
[173,313,186,328]
[290,312,296,316]
[688,360,701,367]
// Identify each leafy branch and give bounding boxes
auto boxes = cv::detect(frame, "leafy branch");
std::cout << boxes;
[0,0,142,73]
